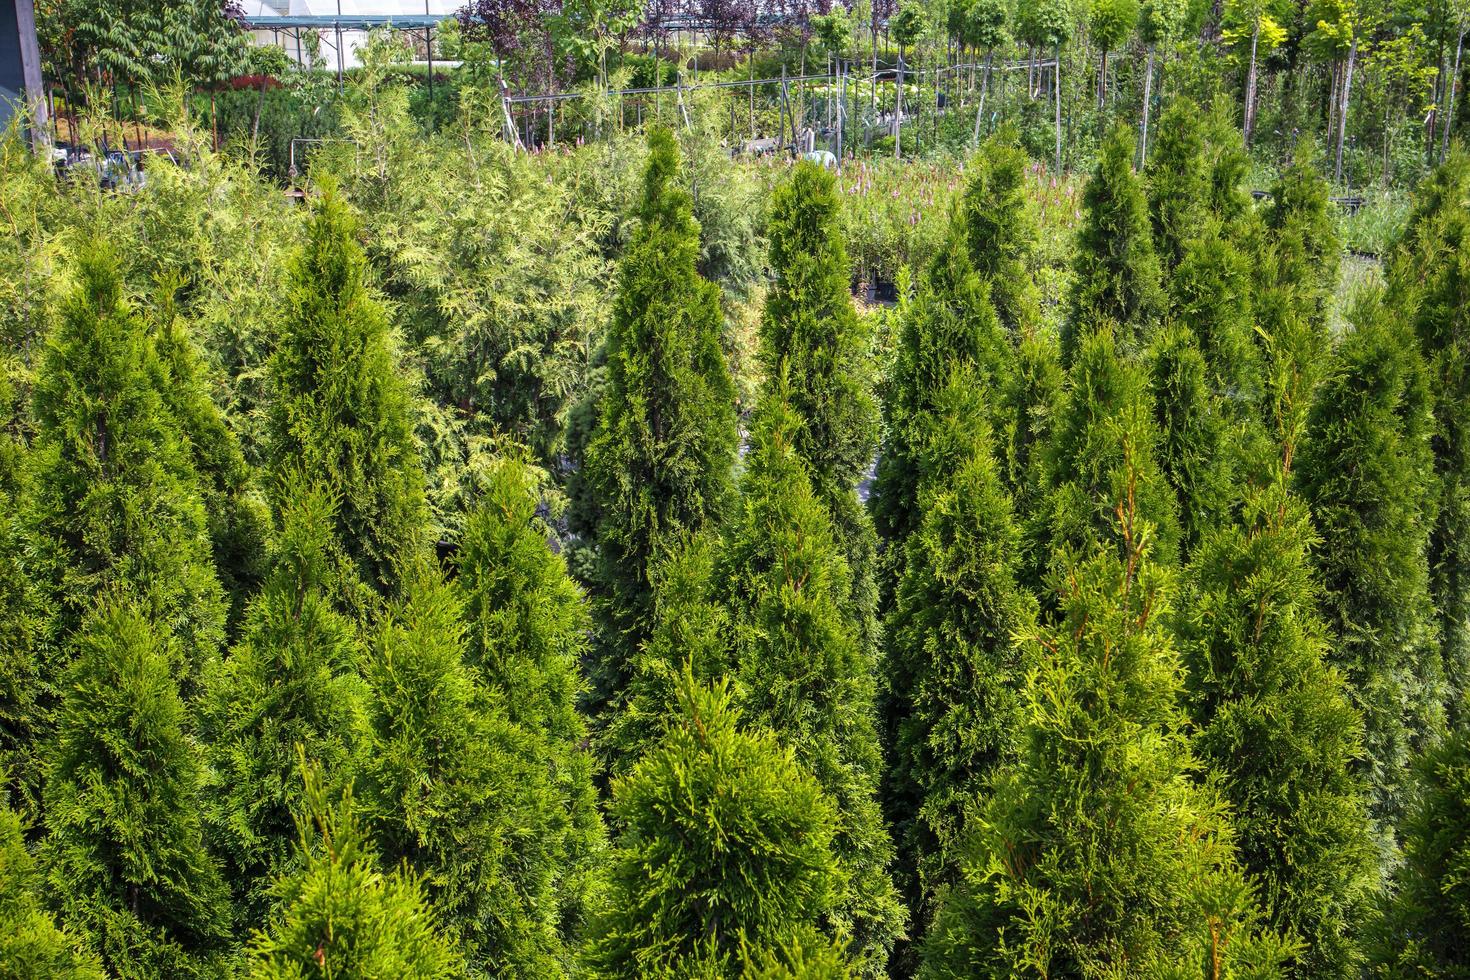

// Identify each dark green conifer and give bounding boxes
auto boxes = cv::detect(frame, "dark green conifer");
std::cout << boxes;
[921,496,1290,978]
[199,478,368,928]
[1179,478,1378,977]
[265,188,427,611]
[1145,97,1209,275]
[573,127,738,708]
[1147,325,1236,554]
[246,772,462,980]
[883,371,1035,941]
[1298,296,1446,835]
[1370,716,1470,977]
[994,327,1063,524]
[958,131,1042,333]
[1036,327,1180,582]
[873,214,1009,546]
[1168,224,1267,420]
[585,673,843,979]
[761,161,879,655]
[1065,125,1164,365]
[41,605,230,978]
[719,392,904,972]
[1259,142,1341,328]
[455,454,605,946]
[0,805,104,979]
[25,242,225,680]
[361,558,573,977]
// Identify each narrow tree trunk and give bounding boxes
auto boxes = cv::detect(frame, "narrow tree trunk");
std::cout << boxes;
[252,75,269,144]
[973,46,993,145]
[1336,38,1357,183]
[895,48,905,159]
[1099,48,1108,110]
[1244,18,1260,145]
[1055,42,1063,173]
[1139,44,1156,167]
[1444,29,1465,161]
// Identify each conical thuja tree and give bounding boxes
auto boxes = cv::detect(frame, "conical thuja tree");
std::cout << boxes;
[921,492,1292,978]
[199,475,367,928]
[24,241,225,681]
[148,281,268,633]
[719,390,904,972]
[883,369,1035,942]
[1147,324,1236,556]
[41,604,230,979]
[1370,715,1470,977]
[455,454,604,944]
[1179,477,1377,977]
[361,558,571,978]
[1064,125,1164,365]
[1144,97,1209,276]
[873,210,1010,547]
[265,187,427,613]
[573,126,738,710]
[1297,295,1445,836]
[761,160,879,655]
[584,672,846,979]
[994,326,1063,528]
[0,804,104,979]
[246,770,461,980]
[1258,141,1340,332]
[958,131,1041,334]
[1036,326,1180,589]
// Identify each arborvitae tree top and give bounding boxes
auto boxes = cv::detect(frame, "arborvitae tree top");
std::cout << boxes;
[1202,98,1256,237]
[761,160,876,500]
[873,214,1009,545]
[921,499,1290,978]
[1298,295,1445,835]
[995,326,1063,521]
[576,126,738,694]
[585,673,841,980]
[1040,326,1181,575]
[247,771,463,980]
[42,604,229,978]
[1065,125,1164,365]
[199,476,368,927]
[1370,716,1470,977]
[1145,97,1209,275]
[720,389,904,972]
[26,240,225,677]
[1147,324,1236,555]
[959,132,1041,333]
[0,804,105,979]
[266,187,427,609]
[454,453,605,945]
[1179,478,1377,977]
[884,370,1036,928]
[1168,220,1267,420]
[362,558,572,978]
[1261,141,1341,320]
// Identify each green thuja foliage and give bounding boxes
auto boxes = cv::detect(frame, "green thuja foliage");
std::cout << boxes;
[0,805,104,979]
[1370,717,1470,978]
[265,187,427,611]
[1298,296,1445,836]
[41,604,230,979]
[761,161,879,656]
[1065,125,1164,365]
[1037,326,1180,584]
[1168,223,1267,422]
[199,478,368,928]
[1179,478,1377,977]
[148,282,269,633]
[1145,98,1209,275]
[873,212,1010,546]
[1148,325,1236,554]
[1259,142,1340,328]
[0,448,49,819]
[573,127,738,709]
[362,558,571,978]
[24,241,225,681]
[585,673,843,979]
[883,370,1036,941]
[995,327,1064,526]
[719,391,904,972]
[921,498,1291,978]
[739,929,858,980]
[1389,152,1470,713]
[246,772,462,980]
[959,131,1042,333]
[455,454,604,945]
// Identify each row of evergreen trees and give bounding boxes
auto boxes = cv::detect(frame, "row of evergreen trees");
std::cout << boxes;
[2,105,1470,979]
